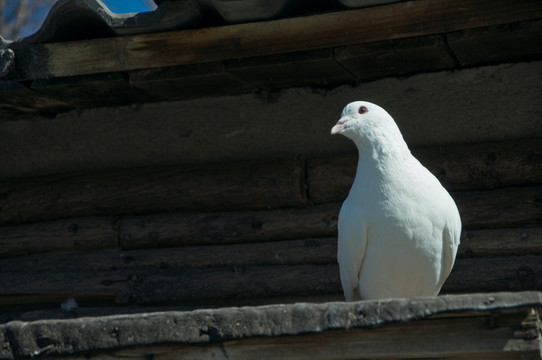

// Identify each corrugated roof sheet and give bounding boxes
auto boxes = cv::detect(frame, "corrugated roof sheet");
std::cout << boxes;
[13,0,403,44]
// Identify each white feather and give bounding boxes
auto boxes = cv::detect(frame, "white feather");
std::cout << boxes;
[332,101,461,300]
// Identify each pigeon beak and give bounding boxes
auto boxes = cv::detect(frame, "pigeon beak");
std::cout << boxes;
[330,124,343,135]
[331,117,349,135]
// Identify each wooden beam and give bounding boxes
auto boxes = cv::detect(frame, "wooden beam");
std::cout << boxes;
[129,62,256,100]
[1,188,539,257]
[335,35,456,81]
[0,216,119,258]
[214,314,541,360]
[0,179,540,260]
[459,227,542,257]
[444,255,542,294]
[454,185,542,229]
[13,0,542,80]
[447,19,542,66]
[1,255,541,307]
[2,226,541,273]
[0,158,307,226]
[30,72,162,109]
[227,49,354,90]
[120,185,542,249]
[0,264,342,306]
[308,138,542,203]
[0,238,337,273]
[119,203,340,249]
[3,206,539,260]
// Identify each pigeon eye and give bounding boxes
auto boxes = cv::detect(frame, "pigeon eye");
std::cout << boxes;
[358,106,368,114]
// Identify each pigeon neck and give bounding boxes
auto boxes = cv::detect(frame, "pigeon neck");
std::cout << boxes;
[353,131,410,165]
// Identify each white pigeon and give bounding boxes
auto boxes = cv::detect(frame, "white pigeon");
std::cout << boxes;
[331,101,461,301]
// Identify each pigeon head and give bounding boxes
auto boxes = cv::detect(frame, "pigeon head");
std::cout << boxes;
[330,101,404,144]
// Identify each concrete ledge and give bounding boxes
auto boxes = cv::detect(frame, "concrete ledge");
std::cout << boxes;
[1,292,541,359]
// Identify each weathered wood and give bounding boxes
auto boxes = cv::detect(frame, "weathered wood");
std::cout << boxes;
[0,238,337,273]
[459,226,542,257]
[1,255,541,307]
[419,139,542,191]
[119,203,339,249]
[12,0,542,80]
[0,264,341,307]
[454,186,542,229]
[31,73,162,109]
[393,35,457,71]
[129,62,255,100]
[308,139,542,203]
[335,40,409,81]
[1,194,539,258]
[2,293,540,360]
[335,35,456,81]
[448,19,542,66]
[1,294,346,320]
[308,156,355,204]
[0,80,72,118]
[0,216,118,259]
[109,322,542,360]
[120,187,542,250]
[90,311,542,359]
[135,265,342,305]
[0,158,306,225]
[444,255,542,294]
[207,315,541,360]
[227,49,353,89]
[2,225,541,274]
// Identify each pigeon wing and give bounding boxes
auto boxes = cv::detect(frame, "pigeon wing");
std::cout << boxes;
[437,217,461,292]
[337,200,368,301]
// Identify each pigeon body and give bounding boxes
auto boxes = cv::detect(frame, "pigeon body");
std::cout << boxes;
[331,101,461,301]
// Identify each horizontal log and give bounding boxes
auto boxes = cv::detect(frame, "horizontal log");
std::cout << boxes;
[129,62,256,100]
[3,225,541,273]
[120,186,541,249]
[226,49,353,90]
[447,19,542,67]
[1,185,539,257]
[0,264,341,307]
[335,35,456,82]
[1,294,346,323]
[454,185,542,229]
[30,72,162,110]
[443,255,542,294]
[119,203,339,249]
[0,158,306,226]
[458,226,542,257]
[1,255,540,307]
[0,138,539,228]
[0,270,127,307]
[12,0,542,80]
[419,138,542,191]
[0,216,118,258]
[308,138,542,203]
[0,238,337,273]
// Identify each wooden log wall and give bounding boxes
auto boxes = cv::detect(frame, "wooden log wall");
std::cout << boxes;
[0,138,541,312]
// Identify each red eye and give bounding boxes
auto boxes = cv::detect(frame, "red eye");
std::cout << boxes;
[358,106,368,114]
